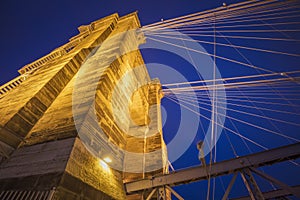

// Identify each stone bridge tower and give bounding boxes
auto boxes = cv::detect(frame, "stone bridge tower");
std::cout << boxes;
[0,13,168,199]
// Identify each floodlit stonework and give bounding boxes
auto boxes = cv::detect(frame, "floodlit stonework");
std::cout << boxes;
[0,12,167,200]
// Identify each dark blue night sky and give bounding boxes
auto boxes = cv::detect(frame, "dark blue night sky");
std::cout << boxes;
[1,1,299,199]
[0,0,244,85]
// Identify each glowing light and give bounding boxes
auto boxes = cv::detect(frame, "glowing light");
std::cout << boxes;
[103,157,112,163]
[99,160,110,171]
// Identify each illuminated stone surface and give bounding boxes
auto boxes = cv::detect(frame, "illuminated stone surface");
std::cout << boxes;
[0,12,167,199]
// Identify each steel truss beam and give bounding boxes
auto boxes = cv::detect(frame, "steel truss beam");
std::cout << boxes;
[125,142,300,198]
[232,185,300,200]
[145,186,184,200]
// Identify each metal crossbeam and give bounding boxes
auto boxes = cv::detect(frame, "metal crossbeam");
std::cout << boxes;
[222,172,238,200]
[250,168,300,198]
[125,142,300,193]
[240,168,264,200]
[231,185,300,200]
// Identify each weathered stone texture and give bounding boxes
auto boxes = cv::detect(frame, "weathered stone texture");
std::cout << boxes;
[0,12,168,200]
[64,138,126,200]
[0,138,74,180]
[0,16,117,151]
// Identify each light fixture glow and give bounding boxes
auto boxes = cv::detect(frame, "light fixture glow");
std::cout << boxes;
[103,157,112,163]
[99,160,110,171]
